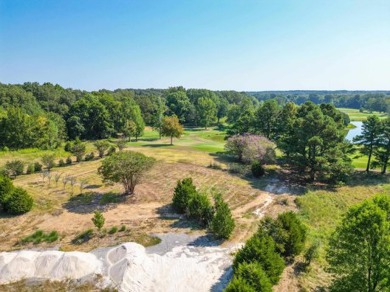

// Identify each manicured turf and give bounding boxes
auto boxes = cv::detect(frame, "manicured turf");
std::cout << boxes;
[337,107,388,121]
[130,127,226,153]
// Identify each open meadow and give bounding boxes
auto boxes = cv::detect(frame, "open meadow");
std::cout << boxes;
[1,125,389,291]
[0,127,295,253]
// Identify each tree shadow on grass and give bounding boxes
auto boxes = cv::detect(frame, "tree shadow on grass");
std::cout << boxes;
[156,204,204,231]
[84,184,102,190]
[209,151,235,165]
[136,137,160,142]
[345,170,390,187]
[141,143,173,148]
[63,191,126,214]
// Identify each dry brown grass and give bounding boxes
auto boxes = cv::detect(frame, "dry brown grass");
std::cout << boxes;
[0,146,288,252]
[0,278,116,292]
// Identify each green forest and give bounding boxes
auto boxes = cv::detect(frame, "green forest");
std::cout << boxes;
[0,82,390,291]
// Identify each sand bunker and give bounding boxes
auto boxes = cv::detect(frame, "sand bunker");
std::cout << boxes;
[0,234,235,291]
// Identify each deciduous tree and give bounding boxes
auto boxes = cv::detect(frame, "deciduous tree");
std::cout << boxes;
[98,151,155,195]
[161,116,184,145]
[327,195,390,292]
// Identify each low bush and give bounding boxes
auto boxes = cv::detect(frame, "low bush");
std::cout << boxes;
[41,154,56,170]
[64,141,72,152]
[224,277,255,292]
[66,156,72,165]
[72,229,94,245]
[251,161,265,178]
[234,262,272,292]
[34,162,43,172]
[261,212,307,258]
[107,146,116,156]
[119,225,126,232]
[58,159,66,167]
[0,175,14,205]
[84,152,95,161]
[26,163,35,174]
[21,230,59,244]
[115,140,126,151]
[233,231,285,285]
[94,140,110,158]
[210,194,235,239]
[108,226,118,234]
[3,187,33,214]
[228,163,249,176]
[187,192,214,226]
[172,178,197,213]
[5,160,24,177]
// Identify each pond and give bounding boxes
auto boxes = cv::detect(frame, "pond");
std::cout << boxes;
[345,121,362,142]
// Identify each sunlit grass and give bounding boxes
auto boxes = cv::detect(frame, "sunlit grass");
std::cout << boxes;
[338,107,388,121]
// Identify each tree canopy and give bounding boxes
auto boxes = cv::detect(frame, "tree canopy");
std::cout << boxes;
[98,151,155,195]
[327,195,390,292]
[161,116,184,145]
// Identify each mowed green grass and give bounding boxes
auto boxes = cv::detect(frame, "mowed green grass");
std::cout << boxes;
[338,107,388,121]
[0,125,377,171]
[131,127,226,153]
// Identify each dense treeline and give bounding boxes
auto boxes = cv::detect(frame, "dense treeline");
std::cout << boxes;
[249,90,390,113]
[354,116,390,174]
[228,99,353,182]
[0,82,252,149]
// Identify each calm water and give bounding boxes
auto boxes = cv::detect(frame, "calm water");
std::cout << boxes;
[345,121,362,142]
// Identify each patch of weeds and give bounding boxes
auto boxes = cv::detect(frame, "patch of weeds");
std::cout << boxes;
[242,212,254,219]
[279,198,289,206]
[130,233,161,247]
[119,225,126,232]
[108,226,118,234]
[208,161,222,170]
[21,230,59,245]
[72,229,94,245]
[228,163,250,176]
[99,192,121,205]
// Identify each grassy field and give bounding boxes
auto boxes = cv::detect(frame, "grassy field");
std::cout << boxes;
[296,173,390,289]
[131,127,226,153]
[338,107,388,121]
[0,126,278,253]
[0,125,389,291]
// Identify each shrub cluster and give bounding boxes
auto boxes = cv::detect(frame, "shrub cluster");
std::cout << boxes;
[225,212,306,291]
[0,175,33,215]
[210,194,236,239]
[84,152,95,161]
[21,230,59,244]
[26,162,42,174]
[172,178,235,238]
[5,160,24,177]
[260,212,307,257]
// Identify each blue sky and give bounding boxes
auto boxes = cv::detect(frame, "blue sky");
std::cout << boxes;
[0,0,389,91]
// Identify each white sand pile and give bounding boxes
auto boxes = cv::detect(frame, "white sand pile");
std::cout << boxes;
[117,243,232,292]
[0,250,102,284]
[0,236,235,292]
